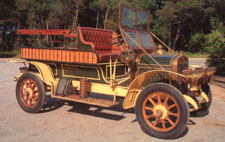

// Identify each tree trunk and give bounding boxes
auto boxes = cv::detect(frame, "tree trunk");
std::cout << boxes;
[73,0,79,32]
[2,24,7,52]
[41,16,44,29]
[104,7,109,29]
[172,21,181,51]
[96,11,99,28]
[46,22,49,41]
[168,21,172,50]
[17,19,21,29]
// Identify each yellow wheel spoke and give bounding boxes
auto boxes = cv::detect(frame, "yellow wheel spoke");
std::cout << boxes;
[161,120,166,129]
[144,106,154,112]
[22,88,26,91]
[157,95,161,104]
[28,99,31,105]
[27,80,31,87]
[163,96,169,105]
[168,111,178,117]
[149,98,156,107]
[166,116,174,125]
[147,114,154,119]
[168,104,176,110]
[24,97,28,102]
[153,118,159,127]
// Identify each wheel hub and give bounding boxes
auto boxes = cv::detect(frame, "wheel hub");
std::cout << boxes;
[154,105,168,119]
[26,88,33,99]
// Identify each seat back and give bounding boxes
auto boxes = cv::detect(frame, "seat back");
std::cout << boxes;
[78,27,114,51]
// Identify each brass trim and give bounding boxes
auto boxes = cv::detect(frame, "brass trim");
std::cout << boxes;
[98,65,130,85]
[138,63,171,67]
[98,66,111,84]
[61,64,100,80]
[171,55,188,82]
[117,76,130,85]
[98,62,124,65]
[105,64,128,79]
[137,66,171,75]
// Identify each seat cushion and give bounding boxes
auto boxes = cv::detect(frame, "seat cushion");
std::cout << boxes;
[82,28,113,50]
[96,51,120,62]
[77,26,121,62]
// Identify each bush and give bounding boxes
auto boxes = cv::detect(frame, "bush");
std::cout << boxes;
[104,20,118,32]
[206,29,225,76]
[188,33,206,52]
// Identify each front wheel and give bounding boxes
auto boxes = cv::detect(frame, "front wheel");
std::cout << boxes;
[135,83,189,139]
[16,72,46,113]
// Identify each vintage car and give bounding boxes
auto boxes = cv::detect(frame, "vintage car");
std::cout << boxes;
[14,4,216,139]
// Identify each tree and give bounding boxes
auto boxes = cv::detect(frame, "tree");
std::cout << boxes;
[154,0,205,51]
[206,18,225,76]
[0,0,17,52]
[89,0,114,29]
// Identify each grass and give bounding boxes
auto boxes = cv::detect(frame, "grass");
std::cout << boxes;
[165,51,209,58]
[181,51,209,58]
[0,48,20,58]
[0,51,16,58]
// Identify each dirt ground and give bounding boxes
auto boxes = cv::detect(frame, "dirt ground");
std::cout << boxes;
[0,60,225,142]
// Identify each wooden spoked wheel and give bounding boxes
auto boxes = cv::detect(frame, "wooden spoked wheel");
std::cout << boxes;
[142,92,180,132]
[20,79,39,108]
[135,83,188,139]
[16,72,46,113]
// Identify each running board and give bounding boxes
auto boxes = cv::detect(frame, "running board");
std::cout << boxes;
[52,95,119,107]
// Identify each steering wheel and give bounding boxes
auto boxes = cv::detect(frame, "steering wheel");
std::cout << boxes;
[108,35,123,45]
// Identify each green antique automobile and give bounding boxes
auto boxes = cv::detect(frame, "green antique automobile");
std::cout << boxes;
[14,3,215,139]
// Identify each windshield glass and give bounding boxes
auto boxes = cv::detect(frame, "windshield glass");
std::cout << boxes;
[137,11,148,31]
[139,32,154,48]
[124,31,140,47]
[122,7,135,29]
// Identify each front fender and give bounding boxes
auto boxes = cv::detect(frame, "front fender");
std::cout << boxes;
[123,70,186,109]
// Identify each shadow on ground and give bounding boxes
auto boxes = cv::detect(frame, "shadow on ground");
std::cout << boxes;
[66,99,134,121]
[39,95,65,113]
[38,95,203,139]
[38,95,134,121]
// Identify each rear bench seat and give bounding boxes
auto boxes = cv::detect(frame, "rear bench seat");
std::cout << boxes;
[77,26,120,62]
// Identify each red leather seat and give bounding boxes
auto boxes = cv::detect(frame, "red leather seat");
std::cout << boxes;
[77,26,120,62]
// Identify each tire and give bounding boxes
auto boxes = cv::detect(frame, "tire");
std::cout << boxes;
[16,72,46,113]
[135,83,189,139]
[191,83,212,117]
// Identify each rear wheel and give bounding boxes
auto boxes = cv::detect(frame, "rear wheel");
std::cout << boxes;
[16,72,46,113]
[135,83,188,139]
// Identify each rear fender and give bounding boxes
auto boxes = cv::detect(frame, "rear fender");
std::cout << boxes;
[27,61,57,95]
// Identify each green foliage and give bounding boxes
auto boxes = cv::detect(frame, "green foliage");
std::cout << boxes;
[206,25,225,76]
[155,0,205,51]
[0,51,16,58]
[0,0,224,61]
[187,33,206,52]
[104,20,118,31]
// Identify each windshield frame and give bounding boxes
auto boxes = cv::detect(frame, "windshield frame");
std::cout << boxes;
[119,4,155,51]
[119,4,150,32]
